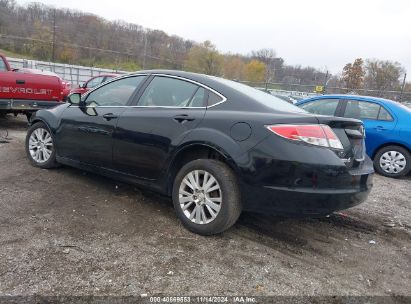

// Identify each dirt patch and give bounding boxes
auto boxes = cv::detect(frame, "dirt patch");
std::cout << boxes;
[0,115,410,297]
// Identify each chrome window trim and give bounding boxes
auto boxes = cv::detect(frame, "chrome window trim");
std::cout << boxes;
[79,72,227,109]
[150,73,227,108]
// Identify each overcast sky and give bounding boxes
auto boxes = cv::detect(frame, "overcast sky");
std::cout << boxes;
[18,0,411,74]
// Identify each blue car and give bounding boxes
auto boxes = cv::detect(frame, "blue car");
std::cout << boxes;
[296,95,411,178]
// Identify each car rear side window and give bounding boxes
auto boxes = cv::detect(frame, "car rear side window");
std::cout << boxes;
[378,107,393,121]
[0,58,7,71]
[85,76,144,106]
[299,99,339,116]
[208,91,223,107]
[344,100,380,120]
[138,76,199,107]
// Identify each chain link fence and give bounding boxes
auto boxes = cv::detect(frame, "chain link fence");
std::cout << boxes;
[7,57,128,87]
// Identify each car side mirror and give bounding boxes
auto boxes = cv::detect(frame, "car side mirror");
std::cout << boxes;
[78,82,86,88]
[67,93,81,105]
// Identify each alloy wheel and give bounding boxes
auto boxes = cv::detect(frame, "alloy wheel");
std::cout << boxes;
[379,150,406,174]
[29,128,53,163]
[178,170,222,225]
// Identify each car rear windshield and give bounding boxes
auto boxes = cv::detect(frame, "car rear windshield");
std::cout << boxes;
[212,77,306,113]
[397,102,411,113]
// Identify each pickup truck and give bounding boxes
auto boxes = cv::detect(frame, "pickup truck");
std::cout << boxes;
[0,54,70,119]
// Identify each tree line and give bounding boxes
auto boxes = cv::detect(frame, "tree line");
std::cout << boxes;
[0,0,408,98]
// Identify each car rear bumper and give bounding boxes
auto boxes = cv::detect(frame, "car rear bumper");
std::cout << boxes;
[0,99,63,111]
[240,175,372,216]
[236,138,374,216]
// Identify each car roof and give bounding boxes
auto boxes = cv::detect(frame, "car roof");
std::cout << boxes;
[124,69,234,96]
[296,94,411,115]
[130,69,216,84]
[117,70,306,113]
[126,69,266,95]
[297,94,402,106]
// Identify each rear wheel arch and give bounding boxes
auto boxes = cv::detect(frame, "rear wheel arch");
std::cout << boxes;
[373,144,411,177]
[165,143,239,195]
[371,142,411,159]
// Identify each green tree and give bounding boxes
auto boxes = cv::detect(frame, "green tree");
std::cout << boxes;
[184,41,223,76]
[243,60,266,82]
[25,21,53,60]
[223,55,245,80]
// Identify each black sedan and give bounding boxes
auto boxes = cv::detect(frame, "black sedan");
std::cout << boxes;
[26,70,374,235]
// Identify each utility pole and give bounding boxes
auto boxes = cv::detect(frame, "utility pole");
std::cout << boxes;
[399,73,407,102]
[51,9,56,62]
[323,70,329,94]
[142,31,147,69]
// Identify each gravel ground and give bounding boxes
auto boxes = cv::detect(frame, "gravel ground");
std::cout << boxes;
[0,116,410,297]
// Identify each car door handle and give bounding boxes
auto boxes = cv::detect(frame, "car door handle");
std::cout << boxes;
[16,79,25,84]
[375,125,386,131]
[173,114,195,123]
[102,113,118,120]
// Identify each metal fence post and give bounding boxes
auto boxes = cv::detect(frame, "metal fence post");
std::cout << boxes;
[399,73,407,102]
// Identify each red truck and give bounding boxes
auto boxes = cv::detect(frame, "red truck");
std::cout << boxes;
[0,54,70,119]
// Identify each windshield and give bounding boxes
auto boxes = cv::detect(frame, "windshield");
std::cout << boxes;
[212,77,307,113]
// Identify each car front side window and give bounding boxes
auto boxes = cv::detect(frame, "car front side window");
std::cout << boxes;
[299,99,339,116]
[138,76,200,107]
[85,76,144,107]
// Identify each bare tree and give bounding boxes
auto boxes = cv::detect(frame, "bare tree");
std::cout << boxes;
[365,59,404,97]
[250,48,282,82]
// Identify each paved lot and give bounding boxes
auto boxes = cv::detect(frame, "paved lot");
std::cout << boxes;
[0,116,410,296]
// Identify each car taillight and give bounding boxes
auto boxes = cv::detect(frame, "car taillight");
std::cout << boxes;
[266,124,344,150]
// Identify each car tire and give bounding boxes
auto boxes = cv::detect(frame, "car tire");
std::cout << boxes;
[25,122,59,169]
[374,145,411,178]
[172,159,242,235]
